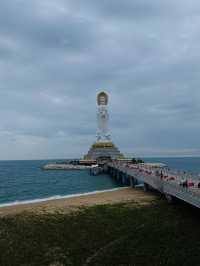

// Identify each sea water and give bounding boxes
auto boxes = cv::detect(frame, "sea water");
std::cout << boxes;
[0,160,123,206]
[145,157,200,174]
[0,157,200,206]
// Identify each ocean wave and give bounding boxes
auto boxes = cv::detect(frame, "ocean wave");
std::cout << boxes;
[0,187,130,208]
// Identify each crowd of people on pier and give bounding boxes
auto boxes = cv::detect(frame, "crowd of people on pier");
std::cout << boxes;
[111,160,200,191]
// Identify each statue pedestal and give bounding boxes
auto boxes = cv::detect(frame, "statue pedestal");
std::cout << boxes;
[84,141,124,160]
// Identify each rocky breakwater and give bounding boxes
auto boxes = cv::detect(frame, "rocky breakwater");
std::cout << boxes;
[41,164,95,170]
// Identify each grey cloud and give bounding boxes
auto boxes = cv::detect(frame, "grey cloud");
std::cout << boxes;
[0,0,200,159]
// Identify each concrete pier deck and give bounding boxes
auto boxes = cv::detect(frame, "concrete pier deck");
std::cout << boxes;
[108,162,200,208]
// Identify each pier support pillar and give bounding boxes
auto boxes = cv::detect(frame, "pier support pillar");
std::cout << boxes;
[114,168,116,177]
[109,167,112,176]
[130,177,137,188]
[125,174,130,186]
[143,183,149,192]
[121,173,124,184]
[130,177,134,188]
[122,173,129,185]
[116,169,119,179]
[112,168,115,177]
[117,170,120,180]
[133,177,138,187]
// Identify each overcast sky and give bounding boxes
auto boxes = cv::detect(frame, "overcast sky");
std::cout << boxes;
[0,0,200,160]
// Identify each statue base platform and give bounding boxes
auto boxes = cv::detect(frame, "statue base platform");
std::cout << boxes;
[84,141,124,160]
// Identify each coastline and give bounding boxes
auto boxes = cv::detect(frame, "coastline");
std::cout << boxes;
[0,187,155,216]
[0,187,129,208]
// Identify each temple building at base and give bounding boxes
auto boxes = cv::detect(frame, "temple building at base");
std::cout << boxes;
[84,91,124,161]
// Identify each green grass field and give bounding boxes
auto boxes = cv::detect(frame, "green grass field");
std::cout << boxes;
[0,198,200,266]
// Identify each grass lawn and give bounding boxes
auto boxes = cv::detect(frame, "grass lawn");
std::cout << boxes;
[0,198,200,266]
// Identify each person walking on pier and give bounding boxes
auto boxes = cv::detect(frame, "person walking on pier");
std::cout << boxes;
[160,170,163,180]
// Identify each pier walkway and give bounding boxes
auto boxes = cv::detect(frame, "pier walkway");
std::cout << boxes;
[107,162,200,208]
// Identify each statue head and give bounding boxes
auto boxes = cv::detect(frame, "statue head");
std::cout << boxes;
[97,91,108,106]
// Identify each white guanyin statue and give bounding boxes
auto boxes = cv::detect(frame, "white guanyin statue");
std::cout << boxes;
[96,92,111,142]
[83,91,124,160]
